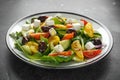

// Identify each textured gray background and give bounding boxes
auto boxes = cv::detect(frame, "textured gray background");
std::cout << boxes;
[0,0,120,80]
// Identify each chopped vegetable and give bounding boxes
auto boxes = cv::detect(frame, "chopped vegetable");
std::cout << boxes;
[83,49,102,58]
[59,40,71,50]
[62,32,74,40]
[48,36,60,45]
[54,24,67,29]
[71,40,84,61]
[84,22,94,37]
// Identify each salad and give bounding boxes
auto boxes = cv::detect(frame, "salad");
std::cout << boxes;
[10,14,103,64]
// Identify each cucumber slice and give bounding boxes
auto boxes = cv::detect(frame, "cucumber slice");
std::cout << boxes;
[59,40,71,50]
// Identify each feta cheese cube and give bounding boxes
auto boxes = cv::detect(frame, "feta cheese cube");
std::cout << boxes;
[22,24,30,31]
[33,19,41,27]
[54,44,64,52]
[66,18,78,23]
[45,20,54,26]
[72,23,81,31]
[49,28,56,36]
[85,42,95,50]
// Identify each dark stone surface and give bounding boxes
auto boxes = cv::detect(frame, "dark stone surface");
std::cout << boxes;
[0,0,120,80]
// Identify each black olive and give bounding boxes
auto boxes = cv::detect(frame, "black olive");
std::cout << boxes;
[41,25,55,32]
[22,37,29,45]
[41,26,51,32]
[38,16,48,22]
[38,42,47,53]
[66,28,77,36]
[92,38,102,49]
[93,38,102,45]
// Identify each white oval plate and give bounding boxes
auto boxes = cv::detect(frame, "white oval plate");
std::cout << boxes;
[6,11,113,69]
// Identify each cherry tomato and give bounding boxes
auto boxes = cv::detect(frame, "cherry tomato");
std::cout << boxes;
[81,19,88,26]
[83,49,102,58]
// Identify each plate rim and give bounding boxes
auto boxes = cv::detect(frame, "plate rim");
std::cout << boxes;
[6,11,114,69]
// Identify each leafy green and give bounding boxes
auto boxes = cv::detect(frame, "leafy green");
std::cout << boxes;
[72,36,80,41]
[40,56,59,64]
[52,16,66,25]
[43,44,50,55]
[34,27,42,33]
[57,30,66,39]
[9,32,22,40]
[28,52,42,59]
[40,55,74,64]
[40,36,48,44]
[14,41,22,51]
[10,32,23,50]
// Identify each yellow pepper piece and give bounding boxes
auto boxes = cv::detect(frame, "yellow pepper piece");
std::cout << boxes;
[54,24,67,29]
[30,46,38,53]
[26,41,39,54]
[84,22,94,37]
[71,40,84,61]
[48,36,60,45]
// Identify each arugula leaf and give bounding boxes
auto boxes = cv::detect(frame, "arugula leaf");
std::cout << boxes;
[52,16,66,25]
[40,36,48,44]
[14,41,22,51]
[9,32,22,40]
[57,30,66,39]
[40,56,59,64]
[43,44,50,55]
[39,55,74,64]
[9,33,17,40]
[34,27,42,33]
[72,36,80,41]
[28,52,42,59]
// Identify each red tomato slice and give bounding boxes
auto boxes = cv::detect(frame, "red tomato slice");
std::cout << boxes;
[66,23,73,28]
[49,51,72,56]
[83,49,102,58]
[62,32,74,40]
[30,32,49,40]
[81,19,88,26]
